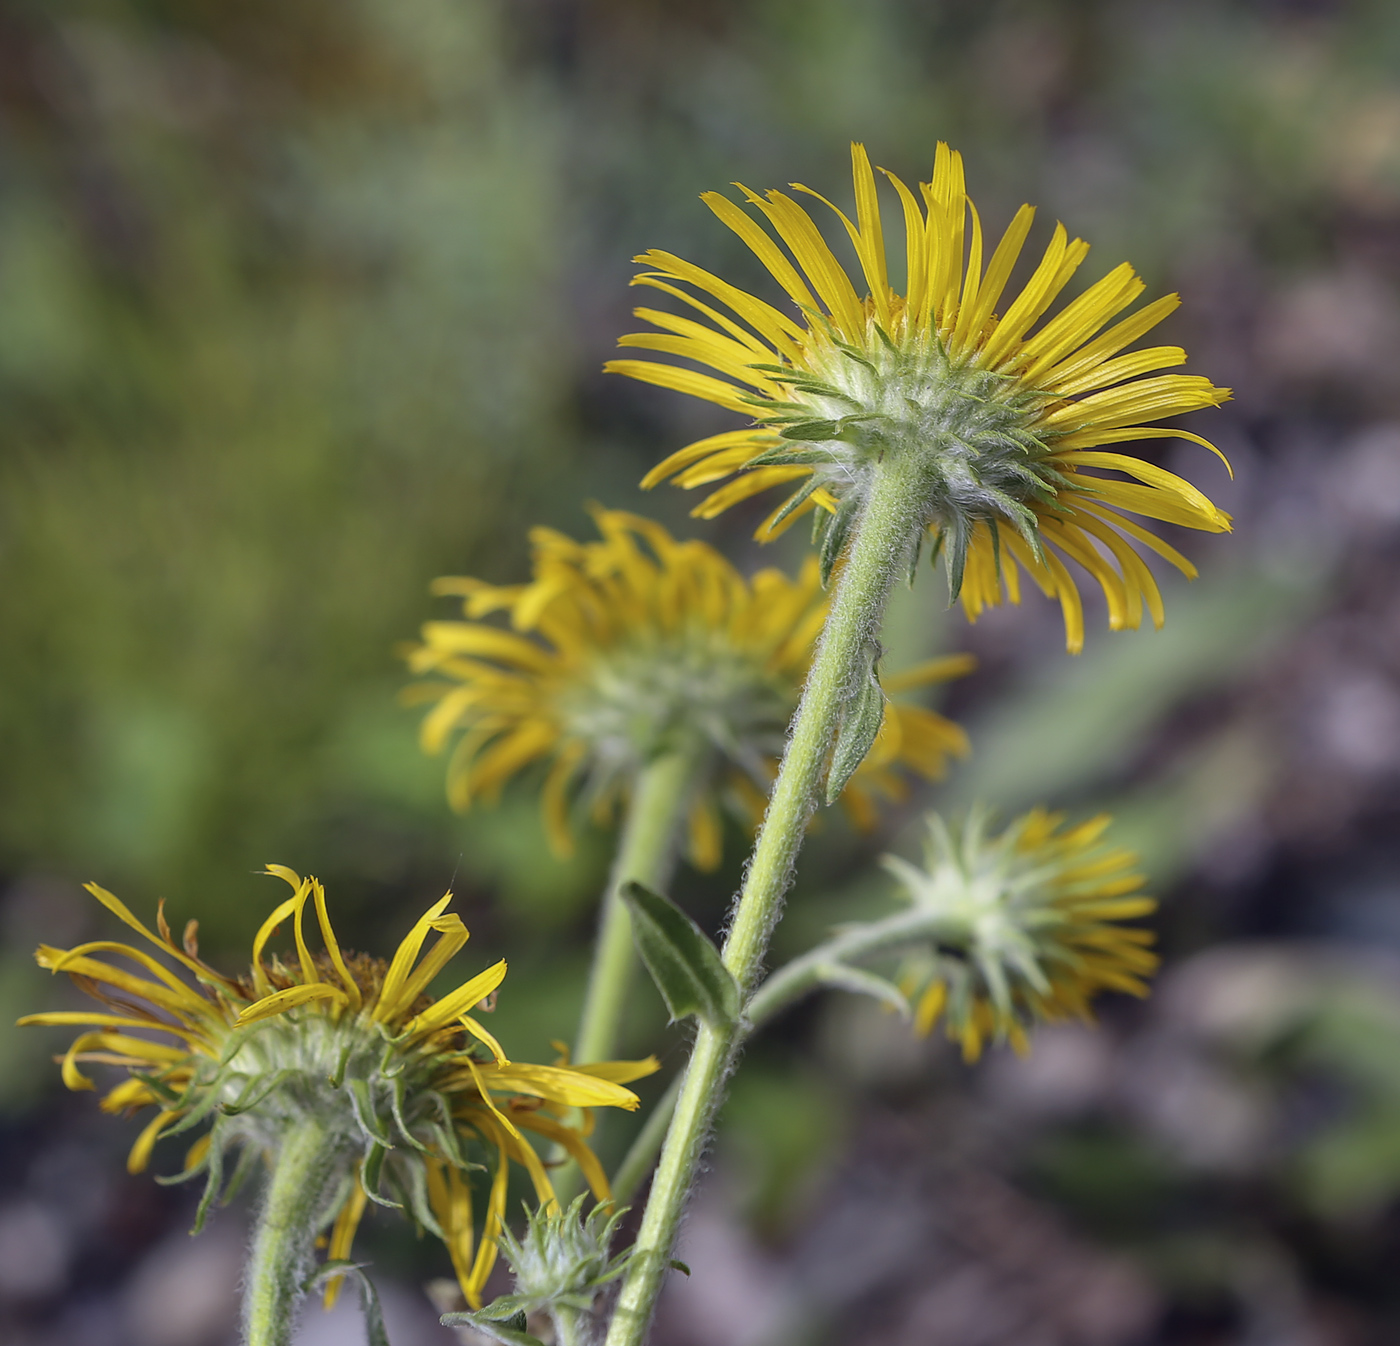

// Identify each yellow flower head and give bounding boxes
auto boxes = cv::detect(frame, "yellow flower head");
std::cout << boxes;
[607,143,1233,653]
[405,508,973,867]
[885,808,1158,1062]
[19,870,656,1308]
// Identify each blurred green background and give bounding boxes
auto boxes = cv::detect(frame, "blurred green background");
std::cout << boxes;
[3,2,1400,1343]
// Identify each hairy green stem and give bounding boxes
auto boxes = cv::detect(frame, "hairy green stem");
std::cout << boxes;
[552,1304,593,1346]
[610,1073,683,1206]
[574,750,698,1067]
[610,907,932,1206]
[243,1119,344,1346]
[604,452,930,1346]
[744,906,933,1026]
[557,748,700,1204]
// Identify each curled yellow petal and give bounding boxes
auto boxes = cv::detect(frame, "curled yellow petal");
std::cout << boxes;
[234,982,348,1026]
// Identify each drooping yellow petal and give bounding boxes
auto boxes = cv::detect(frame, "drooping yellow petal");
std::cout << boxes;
[37,948,207,1021]
[474,1061,642,1110]
[568,1056,662,1084]
[515,1111,613,1201]
[235,983,348,1026]
[881,653,978,694]
[323,1181,370,1309]
[425,1158,475,1300]
[81,883,215,983]
[464,1131,510,1308]
[460,1013,507,1065]
[127,1109,180,1174]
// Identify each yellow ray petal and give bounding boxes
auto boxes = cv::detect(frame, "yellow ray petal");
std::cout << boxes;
[460,1013,507,1065]
[568,1056,662,1084]
[81,883,214,984]
[234,983,348,1026]
[403,959,507,1037]
[127,1109,180,1174]
[251,894,306,998]
[881,653,978,693]
[375,894,455,1023]
[640,430,779,490]
[323,1181,370,1309]
[474,1061,641,1110]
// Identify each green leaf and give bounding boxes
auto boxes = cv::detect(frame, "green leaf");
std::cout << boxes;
[439,1307,546,1346]
[360,1141,402,1209]
[190,1118,226,1235]
[745,446,835,468]
[347,1075,396,1148]
[780,419,840,441]
[906,527,924,587]
[303,1262,392,1346]
[813,962,911,1017]
[217,1066,294,1118]
[621,882,740,1027]
[762,477,827,534]
[826,639,885,803]
[818,495,860,586]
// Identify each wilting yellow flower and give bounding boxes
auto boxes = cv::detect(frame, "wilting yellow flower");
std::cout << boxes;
[19,869,656,1308]
[884,808,1158,1061]
[607,142,1232,653]
[405,508,972,866]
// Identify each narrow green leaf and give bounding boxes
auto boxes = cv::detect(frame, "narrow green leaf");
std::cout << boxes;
[780,419,840,441]
[826,639,885,803]
[390,1075,432,1154]
[304,1262,391,1346]
[217,1067,293,1118]
[814,962,911,1018]
[439,1308,546,1346]
[763,476,827,534]
[360,1142,402,1210]
[819,495,860,586]
[162,1062,244,1137]
[906,527,924,588]
[744,447,835,468]
[621,882,740,1027]
[217,1141,260,1209]
[190,1120,225,1235]
[348,1076,395,1148]
[329,1040,353,1089]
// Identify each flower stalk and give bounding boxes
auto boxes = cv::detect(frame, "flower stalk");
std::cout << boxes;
[243,1117,343,1346]
[609,1073,683,1206]
[743,907,933,1028]
[555,747,702,1204]
[603,446,929,1346]
[574,748,702,1070]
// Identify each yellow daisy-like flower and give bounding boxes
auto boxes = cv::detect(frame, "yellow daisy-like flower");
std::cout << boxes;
[607,142,1233,653]
[884,807,1158,1062]
[19,869,656,1308]
[405,508,973,867]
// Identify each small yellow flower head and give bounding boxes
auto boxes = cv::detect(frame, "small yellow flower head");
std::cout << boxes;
[406,508,972,867]
[607,143,1233,653]
[19,870,656,1309]
[885,808,1158,1062]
